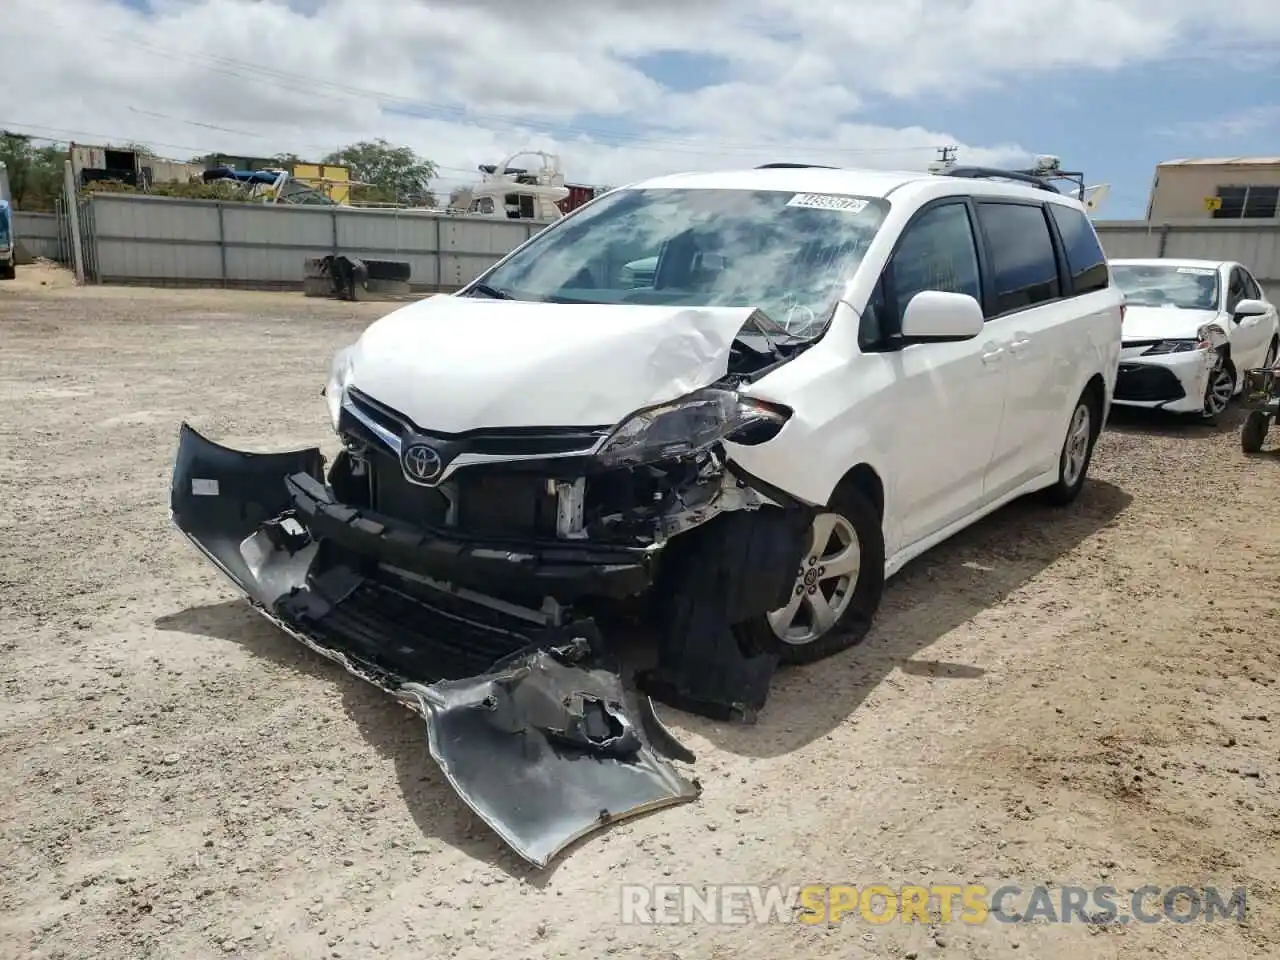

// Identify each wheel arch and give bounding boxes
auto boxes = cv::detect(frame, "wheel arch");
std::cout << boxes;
[1082,372,1106,435]
[831,462,885,521]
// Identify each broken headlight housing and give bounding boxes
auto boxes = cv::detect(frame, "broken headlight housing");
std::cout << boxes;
[323,345,356,430]
[1141,324,1226,356]
[597,388,789,468]
[1142,339,1200,355]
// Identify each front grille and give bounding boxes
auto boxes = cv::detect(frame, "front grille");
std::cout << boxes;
[368,448,450,525]
[1115,363,1187,403]
[455,474,559,537]
[346,386,608,457]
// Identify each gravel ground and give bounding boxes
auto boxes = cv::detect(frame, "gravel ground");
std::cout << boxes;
[2,262,1278,960]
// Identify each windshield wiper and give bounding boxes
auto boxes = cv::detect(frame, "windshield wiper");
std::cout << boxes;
[465,282,513,300]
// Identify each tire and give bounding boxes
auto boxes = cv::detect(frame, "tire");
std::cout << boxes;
[1041,389,1099,506]
[1241,410,1270,454]
[733,485,885,665]
[0,263,14,281]
[1200,353,1235,423]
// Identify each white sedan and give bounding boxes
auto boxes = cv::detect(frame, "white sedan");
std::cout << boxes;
[1110,258,1279,420]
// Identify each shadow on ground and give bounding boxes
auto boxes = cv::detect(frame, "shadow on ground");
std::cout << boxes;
[155,476,1132,874]
[680,477,1132,758]
[1104,401,1244,437]
[155,600,551,881]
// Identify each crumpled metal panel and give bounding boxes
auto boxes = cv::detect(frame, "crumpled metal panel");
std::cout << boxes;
[402,635,699,868]
[170,422,699,869]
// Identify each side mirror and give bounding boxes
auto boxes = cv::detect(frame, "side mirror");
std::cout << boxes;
[900,290,985,342]
[1233,298,1268,319]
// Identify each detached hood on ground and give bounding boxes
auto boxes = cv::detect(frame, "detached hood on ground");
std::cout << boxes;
[346,296,760,432]
[1122,305,1220,343]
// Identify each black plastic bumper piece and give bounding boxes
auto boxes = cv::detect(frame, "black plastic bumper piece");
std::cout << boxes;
[285,472,654,602]
[639,507,814,723]
[1115,363,1187,403]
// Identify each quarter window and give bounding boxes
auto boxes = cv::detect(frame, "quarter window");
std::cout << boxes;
[1226,268,1247,313]
[1047,203,1108,295]
[1242,269,1262,301]
[975,202,1062,315]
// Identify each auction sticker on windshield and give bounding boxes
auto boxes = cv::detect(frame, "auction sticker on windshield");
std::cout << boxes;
[1176,267,1217,276]
[787,193,869,214]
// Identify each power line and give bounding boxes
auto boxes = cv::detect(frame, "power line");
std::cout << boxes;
[103,31,950,160]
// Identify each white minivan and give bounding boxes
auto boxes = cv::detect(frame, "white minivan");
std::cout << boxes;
[175,163,1124,680]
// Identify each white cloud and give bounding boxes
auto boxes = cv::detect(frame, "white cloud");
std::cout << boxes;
[5,0,1279,194]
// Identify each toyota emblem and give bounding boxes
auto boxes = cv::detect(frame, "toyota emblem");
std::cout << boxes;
[402,443,442,483]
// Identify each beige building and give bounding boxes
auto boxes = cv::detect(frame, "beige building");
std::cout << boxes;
[1145,157,1280,221]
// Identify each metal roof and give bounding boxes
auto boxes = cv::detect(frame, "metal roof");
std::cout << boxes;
[1157,157,1280,167]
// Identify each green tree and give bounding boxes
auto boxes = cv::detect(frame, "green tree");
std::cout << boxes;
[0,132,65,211]
[323,139,438,207]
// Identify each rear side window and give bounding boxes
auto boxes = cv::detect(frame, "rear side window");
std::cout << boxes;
[975,202,1061,315]
[1048,203,1109,295]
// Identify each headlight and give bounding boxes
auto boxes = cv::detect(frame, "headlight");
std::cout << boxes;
[323,345,356,430]
[1142,339,1200,355]
[597,388,790,468]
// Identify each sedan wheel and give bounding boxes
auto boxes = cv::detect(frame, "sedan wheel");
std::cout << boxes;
[767,511,861,646]
[1202,359,1234,419]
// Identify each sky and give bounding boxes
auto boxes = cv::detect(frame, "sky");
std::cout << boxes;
[5,0,1280,220]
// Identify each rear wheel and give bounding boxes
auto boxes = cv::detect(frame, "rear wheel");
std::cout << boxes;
[1041,390,1099,506]
[1242,410,1271,454]
[0,262,14,281]
[734,485,885,665]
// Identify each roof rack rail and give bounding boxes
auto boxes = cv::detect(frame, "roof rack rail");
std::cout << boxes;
[755,162,839,169]
[942,166,1062,194]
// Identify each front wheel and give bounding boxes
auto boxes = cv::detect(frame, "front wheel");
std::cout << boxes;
[1041,391,1099,506]
[1241,410,1271,454]
[734,486,885,665]
[1201,354,1235,422]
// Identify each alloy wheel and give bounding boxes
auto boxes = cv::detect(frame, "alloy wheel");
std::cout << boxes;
[767,511,861,645]
[1204,362,1234,417]
[1061,403,1092,488]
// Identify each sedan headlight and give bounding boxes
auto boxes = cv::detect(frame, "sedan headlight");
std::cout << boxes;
[1142,339,1200,355]
[597,388,790,468]
[323,345,356,430]
[1142,324,1227,356]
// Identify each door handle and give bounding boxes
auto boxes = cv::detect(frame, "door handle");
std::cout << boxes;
[981,347,1004,365]
[1009,337,1033,354]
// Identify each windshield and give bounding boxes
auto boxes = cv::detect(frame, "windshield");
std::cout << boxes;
[1112,263,1220,310]
[472,187,889,339]
[0,209,9,247]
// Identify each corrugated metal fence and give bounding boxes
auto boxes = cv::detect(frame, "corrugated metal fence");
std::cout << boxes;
[1093,220,1280,301]
[13,211,63,263]
[70,193,546,290]
[19,192,1280,301]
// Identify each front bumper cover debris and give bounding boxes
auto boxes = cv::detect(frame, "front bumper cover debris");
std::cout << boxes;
[169,422,698,867]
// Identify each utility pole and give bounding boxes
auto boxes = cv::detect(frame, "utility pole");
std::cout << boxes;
[63,159,85,284]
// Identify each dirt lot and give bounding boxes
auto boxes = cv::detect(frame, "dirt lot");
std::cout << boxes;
[2,261,1278,960]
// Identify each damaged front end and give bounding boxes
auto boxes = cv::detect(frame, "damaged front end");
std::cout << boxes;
[170,341,815,865]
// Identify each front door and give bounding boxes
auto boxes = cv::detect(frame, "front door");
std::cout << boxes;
[1227,265,1270,369]
[873,200,1010,548]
